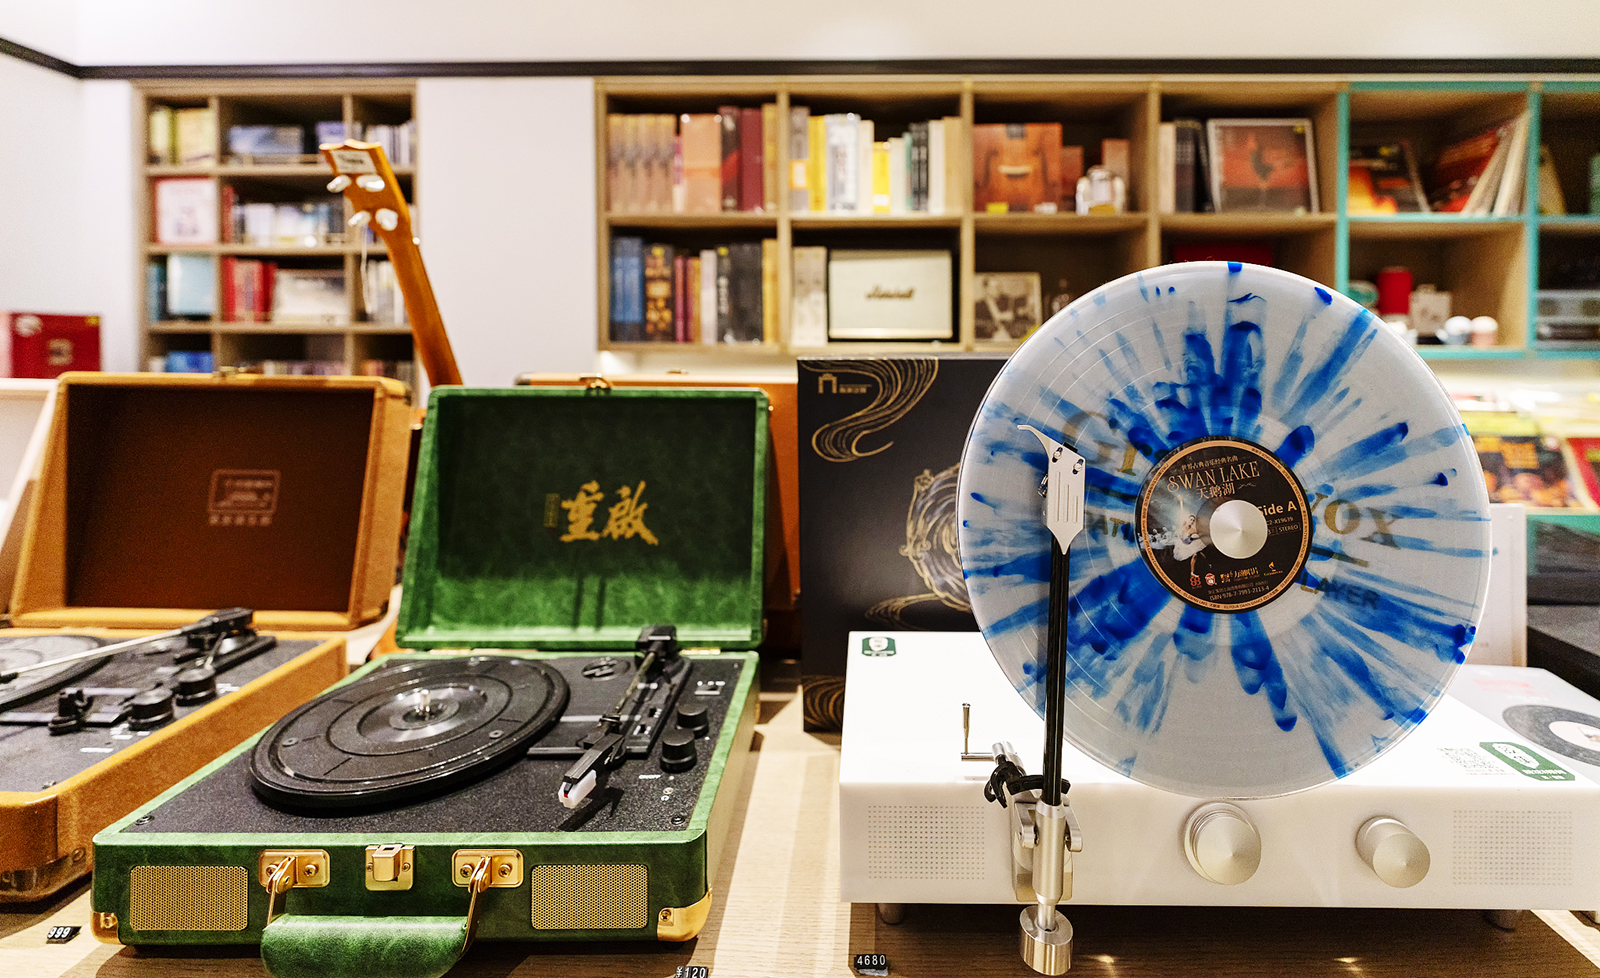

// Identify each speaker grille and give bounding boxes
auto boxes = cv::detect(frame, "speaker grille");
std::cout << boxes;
[866,805,988,880]
[529,864,649,930]
[1452,811,1573,886]
[128,866,249,931]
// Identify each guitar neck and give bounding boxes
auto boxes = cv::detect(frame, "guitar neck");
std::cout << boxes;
[322,140,462,387]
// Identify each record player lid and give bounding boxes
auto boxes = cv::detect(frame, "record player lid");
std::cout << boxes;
[397,388,768,650]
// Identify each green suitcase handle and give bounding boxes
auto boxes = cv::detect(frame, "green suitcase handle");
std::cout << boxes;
[260,914,469,978]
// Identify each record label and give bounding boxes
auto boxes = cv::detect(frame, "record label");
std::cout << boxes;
[1137,436,1310,612]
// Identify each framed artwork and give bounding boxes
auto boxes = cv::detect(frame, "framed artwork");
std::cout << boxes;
[1206,119,1318,214]
[973,272,1042,345]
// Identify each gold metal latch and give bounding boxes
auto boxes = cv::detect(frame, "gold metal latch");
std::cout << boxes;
[451,850,519,954]
[365,844,415,890]
[259,850,329,925]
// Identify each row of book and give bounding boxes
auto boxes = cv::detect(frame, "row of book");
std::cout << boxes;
[791,110,964,215]
[145,355,415,381]
[1347,113,1533,216]
[608,237,775,344]
[149,351,216,373]
[148,106,416,165]
[1457,393,1600,510]
[222,190,343,247]
[148,255,215,319]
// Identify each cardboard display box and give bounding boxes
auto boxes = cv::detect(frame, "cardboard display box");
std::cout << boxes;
[797,354,1008,730]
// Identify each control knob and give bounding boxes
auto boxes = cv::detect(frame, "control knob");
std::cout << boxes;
[675,700,709,737]
[660,728,697,773]
[127,688,176,730]
[1356,817,1430,888]
[174,665,218,705]
[1183,802,1261,885]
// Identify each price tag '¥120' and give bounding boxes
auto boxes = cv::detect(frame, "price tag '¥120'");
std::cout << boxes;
[675,967,710,978]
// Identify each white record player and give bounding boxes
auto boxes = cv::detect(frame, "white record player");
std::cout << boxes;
[839,631,1600,914]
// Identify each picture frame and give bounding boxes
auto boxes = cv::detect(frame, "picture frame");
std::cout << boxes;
[972,272,1042,345]
[1205,119,1318,215]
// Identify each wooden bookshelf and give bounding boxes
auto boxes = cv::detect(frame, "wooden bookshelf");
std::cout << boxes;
[135,80,419,384]
[595,74,1600,364]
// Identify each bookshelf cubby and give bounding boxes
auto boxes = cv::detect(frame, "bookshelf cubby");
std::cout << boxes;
[136,80,419,384]
[597,75,1600,365]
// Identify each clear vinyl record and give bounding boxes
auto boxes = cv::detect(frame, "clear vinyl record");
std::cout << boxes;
[958,262,1491,798]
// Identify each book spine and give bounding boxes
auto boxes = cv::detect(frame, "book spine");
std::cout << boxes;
[700,248,719,344]
[643,243,675,340]
[657,114,677,212]
[1174,122,1197,213]
[943,117,964,214]
[824,114,859,212]
[888,137,907,215]
[610,236,644,342]
[928,120,946,215]
[808,116,827,213]
[673,254,688,342]
[1102,138,1131,187]
[714,245,732,343]
[671,133,685,213]
[761,238,777,344]
[620,115,640,213]
[732,242,763,342]
[148,105,173,164]
[1158,122,1177,215]
[607,114,624,210]
[145,261,167,323]
[762,103,779,213]
[789,106,810,212]
[719,106,741,212]
[740,107,763,212]
[686,256,702,343]
[872,142,891,213]
[855,119,875,215]
[909,122,929,212]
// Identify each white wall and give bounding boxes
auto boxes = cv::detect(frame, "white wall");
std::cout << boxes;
[0,57,84,317]
[417,78,597,384]
[49,0,1600,64]
[78,80,138,371]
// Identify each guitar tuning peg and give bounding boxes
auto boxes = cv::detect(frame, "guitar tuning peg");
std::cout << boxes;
[349,211,372,228]
[327,175,352,192]
[375,209,399,231]
[356,175,385,193]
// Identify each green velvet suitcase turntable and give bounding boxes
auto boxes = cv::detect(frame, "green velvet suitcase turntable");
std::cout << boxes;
[90,387,767,977]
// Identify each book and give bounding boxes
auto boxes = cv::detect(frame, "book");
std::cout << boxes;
[1157,122,1177,215]
[942,116,964,213]
[154,177,217,244]
[927,119,946,216]
[1466,413,1582,508]
[652,114,676,212]
[855,119,875,215]
[762,239,778,344]
[145,261,167,322]
[673,254,689,342]
[609,236,644,342]
[219,185,236,243]
[1174,121,1201,213]
[619,115,641,212]
[1428,121,1509,214]
[686,256,702,343]
[6,313,101,378]
[1538,145,1567,215]
[1101,138,1130,186]
[762,103,779,213]
[363,259,405,325]
[872,142,891,213]
[1191,121,1215,212]
[789,106,811,212]
[825,114,860,212]
[971,123,1062,213]
[728,242,764,343]
[1466,127,1513,217]
[163,351,215,373]
[671,133,685,213]
[909,122,929,212]
[271,269,347,325]
[314,121,351,146]
[740,107,763,211]
[174,107,216,164]
[1347,142,1430,214]
[791,246,829,348]
[166,254,216,317]
[808,115,827,212]
[148,106,174,164]
[1567,437,1600,507]
[227,124,304,161]
[714,245,732,342]
[643,243,675,341]
[220,256,236,321]
[719,106,741,212]
[887,137,907,215]
[680,114,722,214]
[700,248,718,345]
[1491,111,1531,217]
[1207,119,1317,214]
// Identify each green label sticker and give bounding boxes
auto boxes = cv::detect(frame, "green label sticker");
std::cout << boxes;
[1481,742,1576,781]
[861,636,896,656]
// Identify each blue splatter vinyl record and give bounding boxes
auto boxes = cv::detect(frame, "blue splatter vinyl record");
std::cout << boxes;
[957,262,1491,799]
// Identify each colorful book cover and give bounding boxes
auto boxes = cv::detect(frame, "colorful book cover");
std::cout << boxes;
[808,115,827,213]
[872,142,891,213]
[643,243,676,341]
[1207,119,1316,214]
[971,123,1062,213]
[1466,413,1582,508]
[1348,142,1429,214]
[608,236,644,342]
[1428,123,1505,213]
[718,106,741,212]
[1567,437,1600,507]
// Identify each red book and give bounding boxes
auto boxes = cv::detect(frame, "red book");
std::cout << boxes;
[1568,437,1600,507]
[261,262,276,321]
[5,312,101,377]
[739,107,763,212]
[221,256,237,321]
[220,185,235,244]
[673,255,688,342]
[718,106,740,212]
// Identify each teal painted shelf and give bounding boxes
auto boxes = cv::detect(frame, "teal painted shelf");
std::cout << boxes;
[1413,346,1527,360]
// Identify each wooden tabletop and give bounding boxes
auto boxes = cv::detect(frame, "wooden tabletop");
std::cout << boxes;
[6,668,1600,978]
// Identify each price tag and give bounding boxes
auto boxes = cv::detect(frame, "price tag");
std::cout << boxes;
[853,952,890,976]
[46,925,80,944]
[675,967,710,978]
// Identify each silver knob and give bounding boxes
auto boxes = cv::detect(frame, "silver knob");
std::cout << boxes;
[1356,817,1430,888]
[1183,802,1261,885]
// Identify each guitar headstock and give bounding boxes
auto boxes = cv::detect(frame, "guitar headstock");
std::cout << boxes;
[320,140,414,248]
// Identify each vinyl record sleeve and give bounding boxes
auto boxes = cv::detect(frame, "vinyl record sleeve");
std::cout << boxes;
[958,262,1491,798]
